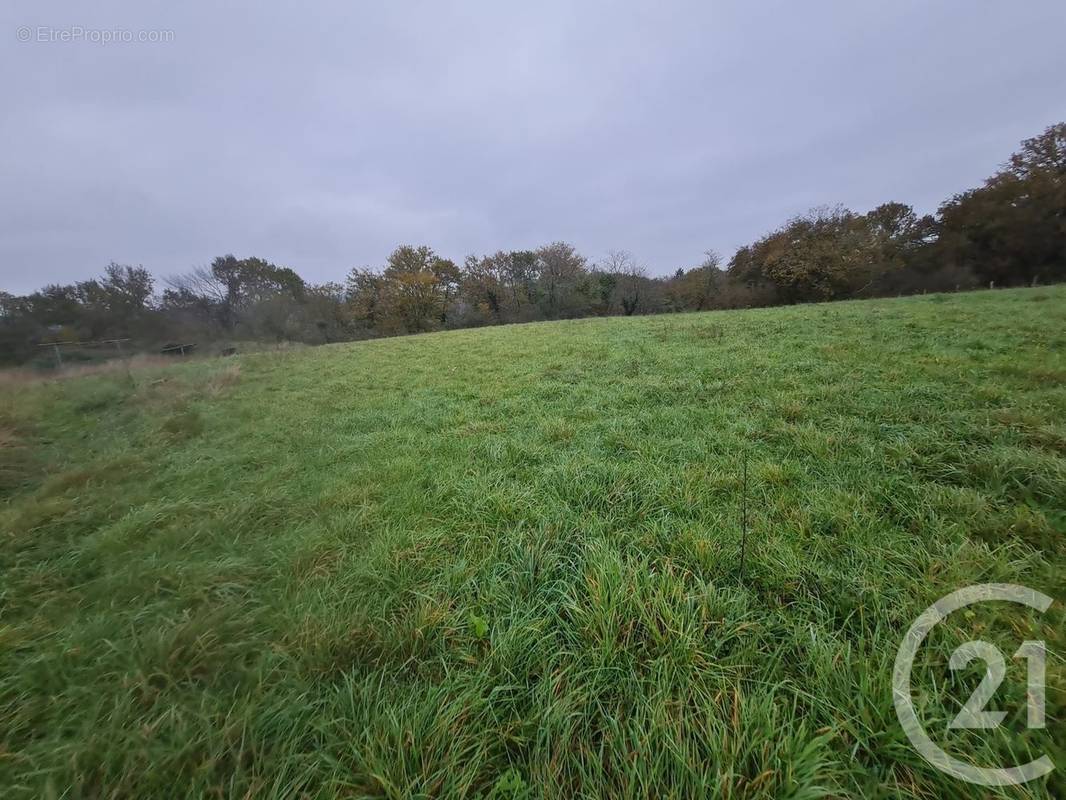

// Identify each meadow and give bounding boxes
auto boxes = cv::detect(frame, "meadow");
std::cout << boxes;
[1,286,1064,798]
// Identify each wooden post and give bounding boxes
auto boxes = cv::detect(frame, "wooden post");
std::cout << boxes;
[113,339,133,384]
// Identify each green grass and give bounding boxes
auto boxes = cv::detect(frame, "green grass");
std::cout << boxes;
[1,287,1064,798]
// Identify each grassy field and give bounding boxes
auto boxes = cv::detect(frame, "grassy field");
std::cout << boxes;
[1,286,1064,798]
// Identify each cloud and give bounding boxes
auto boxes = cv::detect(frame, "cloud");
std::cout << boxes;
[2,0,1064,292]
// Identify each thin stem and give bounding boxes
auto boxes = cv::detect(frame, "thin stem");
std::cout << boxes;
[740,454,748,582]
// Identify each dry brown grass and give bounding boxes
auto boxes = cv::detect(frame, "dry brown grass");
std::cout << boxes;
[0,422,36,496]
[0,355,178,387]
[205,363,241,396]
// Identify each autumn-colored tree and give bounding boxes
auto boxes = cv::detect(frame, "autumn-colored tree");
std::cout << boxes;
[381,245,459,332]
[726,203,945,302]
[4,122,1065,366]
[676,251,727,310]
[345,246,461,334]
[936,123,1066,286]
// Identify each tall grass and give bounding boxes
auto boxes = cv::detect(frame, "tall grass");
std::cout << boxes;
[1,287,1063,798]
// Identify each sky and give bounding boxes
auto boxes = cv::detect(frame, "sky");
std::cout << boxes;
[2,1,1065,294]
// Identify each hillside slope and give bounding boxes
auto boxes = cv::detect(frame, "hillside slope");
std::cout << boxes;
[2,287,1064,798]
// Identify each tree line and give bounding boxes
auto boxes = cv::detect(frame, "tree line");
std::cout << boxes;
[2,122,1063,366]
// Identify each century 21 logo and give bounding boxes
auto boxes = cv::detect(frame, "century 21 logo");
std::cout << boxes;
[893,584,1054,787]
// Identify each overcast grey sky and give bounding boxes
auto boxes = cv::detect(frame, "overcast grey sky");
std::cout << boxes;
[2,1,1064,293]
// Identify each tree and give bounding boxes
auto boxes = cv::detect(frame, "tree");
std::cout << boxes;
[591,270,617,315]
[601,250,648,315]
[381,245,459,332]
[301,282,354,343]
[459,250,544,323]
[536,242,590,318]
[461,253,506,322]
[679,250,726,310]
[168,255,305,330]
[89,263,154,318]
[2,121,1064,366]
[503,250,541,315]
[935,123,1066,286]
[860,203,943,294]
[345,246,461,334]
[345,269,388,331]
[728,207,887,302]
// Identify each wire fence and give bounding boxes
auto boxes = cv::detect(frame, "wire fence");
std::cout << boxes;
[35,338,131,368]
